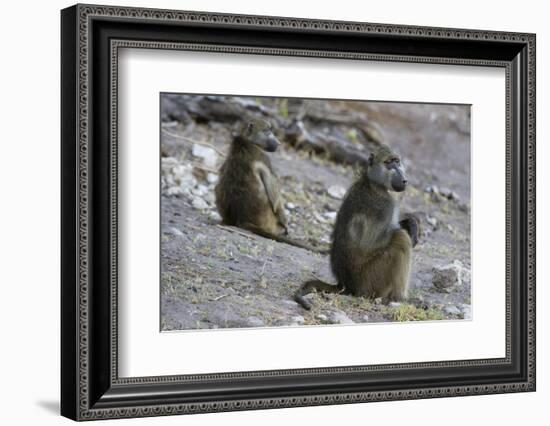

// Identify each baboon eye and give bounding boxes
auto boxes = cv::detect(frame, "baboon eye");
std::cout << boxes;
[394,158,400,164]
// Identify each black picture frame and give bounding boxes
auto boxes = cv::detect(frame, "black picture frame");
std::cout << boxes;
[61,3,536,421]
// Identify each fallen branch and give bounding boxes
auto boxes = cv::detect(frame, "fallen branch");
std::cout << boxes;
[216,224,257,241]
[212,294,229,301]
[191,161,219,174]
[303,109,385,144]
[161,128,227,158]
[285,120,370,167]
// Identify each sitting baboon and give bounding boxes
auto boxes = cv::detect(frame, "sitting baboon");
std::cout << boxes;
[215,119,321,252]
[294,144,419,310]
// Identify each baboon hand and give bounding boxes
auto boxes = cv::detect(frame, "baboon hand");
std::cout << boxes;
[399,215,420,248]
[276,207,288,235]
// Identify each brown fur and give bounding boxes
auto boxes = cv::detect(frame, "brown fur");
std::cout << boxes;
[215,134,287,234]
[215,120,324,253]
[295,145,417,310]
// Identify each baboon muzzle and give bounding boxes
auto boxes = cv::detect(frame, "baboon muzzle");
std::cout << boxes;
[391,171,408,192]
[265,136,281,152]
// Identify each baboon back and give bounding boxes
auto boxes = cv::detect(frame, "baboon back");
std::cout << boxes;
[215,156,277,231]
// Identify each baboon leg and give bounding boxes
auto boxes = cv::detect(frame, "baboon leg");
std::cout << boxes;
[366,229,412,301]
[386,229,412,300]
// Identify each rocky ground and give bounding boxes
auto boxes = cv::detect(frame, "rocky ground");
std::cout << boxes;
[160,95,471,331]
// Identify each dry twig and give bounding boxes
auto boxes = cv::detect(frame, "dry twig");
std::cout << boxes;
[161,128,228,158]
[191,161,219,174]
[216,224,257,240]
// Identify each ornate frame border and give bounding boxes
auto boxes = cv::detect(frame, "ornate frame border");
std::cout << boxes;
[61,3,536,421]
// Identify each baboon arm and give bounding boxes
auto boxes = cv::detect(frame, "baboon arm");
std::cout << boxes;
[399,213,420,247]
[257,166,288,230]
[257,167,282,214]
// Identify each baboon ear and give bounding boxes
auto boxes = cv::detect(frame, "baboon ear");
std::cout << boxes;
[368,153,374,166]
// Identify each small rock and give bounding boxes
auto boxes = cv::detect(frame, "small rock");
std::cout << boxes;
[439,187,452,198]
[374,297,383,305]
[203,191,216,205]
[245,316,265,328]
[166,227,184,237]
[172,164,196,186]
[161,158,198,197]
[289,315,305,326]
[462,268,472,285]
[426,216,438,228]
[320,235,332,244]
[438,187,460,201]
[443,305,461,316]
[361,314,370,322]
[409,294,424,304]
[327,185,346,200]
[389,302,402,308]
[162,120,178,128]
[206,173,219,184]
[208,211,221,222]
[458,202,469,213]
[315,313,328,322]
[430,192,442,203]
[165,186,185,196]
[191,184,209,197]
[285,202,296,210]
[192,144,218,168]
[327,310,355,325]
[459,304,472,319]
[191,197,209,210]
[409,295,427,309]
[313,212,329,224]
[425,185,439,195]
[161,156,179,168]
[324,211,337,223]
[432,260,467,292]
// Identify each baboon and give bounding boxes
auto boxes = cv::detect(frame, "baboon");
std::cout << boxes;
[294,144,419,310]
[215,119,321,252]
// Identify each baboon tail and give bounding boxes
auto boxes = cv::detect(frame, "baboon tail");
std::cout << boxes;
[294,279,345,310]
[241,223,329,255]
[273,234,329,255]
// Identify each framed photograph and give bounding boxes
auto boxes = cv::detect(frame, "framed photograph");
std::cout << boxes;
[61,4,536,421]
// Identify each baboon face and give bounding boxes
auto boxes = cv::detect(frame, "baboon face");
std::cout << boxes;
[245,119,281,152]
[367,146,408,192]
